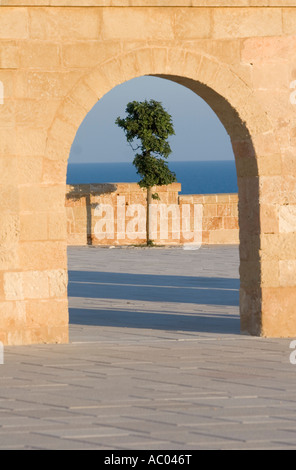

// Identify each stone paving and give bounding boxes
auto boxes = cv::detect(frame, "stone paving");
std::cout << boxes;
[1,246,296,450]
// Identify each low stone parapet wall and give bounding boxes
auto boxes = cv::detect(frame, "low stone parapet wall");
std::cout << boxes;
[179,193,239,245]
[66,183,239,246]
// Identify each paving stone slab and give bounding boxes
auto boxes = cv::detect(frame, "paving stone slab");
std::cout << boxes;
[0,247,295,449]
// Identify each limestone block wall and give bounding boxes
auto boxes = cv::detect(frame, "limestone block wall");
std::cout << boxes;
[179,194,239,245]
[67,183,180,245]
[66,183,239,246]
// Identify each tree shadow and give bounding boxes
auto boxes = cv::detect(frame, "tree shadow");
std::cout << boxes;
[66,184,118,245]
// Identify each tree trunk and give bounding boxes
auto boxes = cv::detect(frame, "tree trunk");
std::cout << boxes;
[146,186,153,245]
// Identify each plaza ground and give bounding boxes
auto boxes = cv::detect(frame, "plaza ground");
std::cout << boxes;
[1,246,295,450]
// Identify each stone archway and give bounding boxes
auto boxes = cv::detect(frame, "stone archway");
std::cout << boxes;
[45,47,283,340]
[1,3,294,343]
[0,0,295,347]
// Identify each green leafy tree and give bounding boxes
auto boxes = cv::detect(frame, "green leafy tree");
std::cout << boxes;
[116,99,176,246]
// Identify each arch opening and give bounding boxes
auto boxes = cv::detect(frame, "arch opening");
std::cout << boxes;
[65,70,261,337]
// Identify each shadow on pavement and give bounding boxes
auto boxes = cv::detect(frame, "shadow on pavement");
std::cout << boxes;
[70,307,240,334]
[69,271,240,335]
[68,271,240,306]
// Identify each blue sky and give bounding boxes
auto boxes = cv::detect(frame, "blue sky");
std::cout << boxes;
[69,76,235,164]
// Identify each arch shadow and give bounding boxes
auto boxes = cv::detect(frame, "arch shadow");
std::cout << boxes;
[68,270,240,335]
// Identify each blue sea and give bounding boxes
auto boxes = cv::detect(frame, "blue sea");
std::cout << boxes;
[67,161,238,195]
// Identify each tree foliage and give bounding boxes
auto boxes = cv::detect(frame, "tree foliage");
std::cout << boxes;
[116,99,177,191]
[116,99,177,245]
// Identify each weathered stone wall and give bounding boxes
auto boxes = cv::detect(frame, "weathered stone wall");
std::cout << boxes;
[66,184,239,247]
[67,183,180,246]
[179,193,239,245]
[1,0,296,343]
